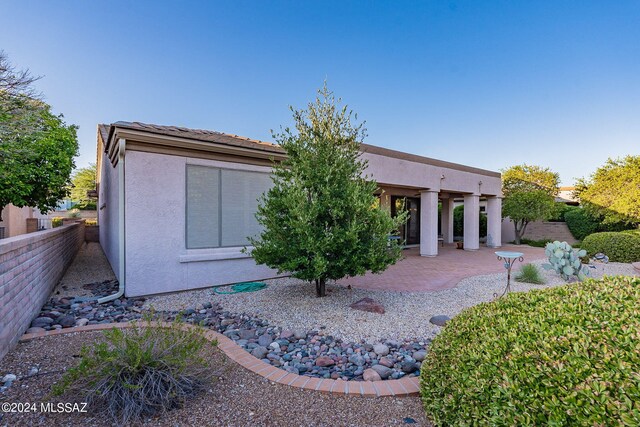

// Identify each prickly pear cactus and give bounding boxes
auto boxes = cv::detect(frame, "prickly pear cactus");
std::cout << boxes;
[542,241,589,281]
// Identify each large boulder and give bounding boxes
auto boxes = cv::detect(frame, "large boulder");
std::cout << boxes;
[349,298,385,314]
[363,368,382,381]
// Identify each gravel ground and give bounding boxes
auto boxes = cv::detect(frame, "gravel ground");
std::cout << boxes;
[145,259,637,343]
[0,332,430,427]
[52,243,116,299]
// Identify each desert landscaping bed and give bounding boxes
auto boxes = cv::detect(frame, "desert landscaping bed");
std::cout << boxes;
[0,331,429,426]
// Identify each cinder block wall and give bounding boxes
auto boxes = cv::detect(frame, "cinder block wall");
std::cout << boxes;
[0,221,85,360]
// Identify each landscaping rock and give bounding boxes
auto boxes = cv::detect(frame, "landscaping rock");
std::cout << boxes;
[57,315,76,328]
[378,357,394,368]
[371,364,392,379]
[315,356,335,367]
[412,350,427,362]
[75,318,89,327]
[258,334,273,347]
[429,315,451,326]
[251,346,269,359]
[373,343,390,356]
[2,374,16,383]
[363,368,382,381]
[349,297,385,314]
[30,317,53,328]
[401,361,420,374]
[238,329,256,340]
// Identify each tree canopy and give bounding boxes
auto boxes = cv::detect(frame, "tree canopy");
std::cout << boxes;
[502,164,559,244]
[0,51,79,220]
[70,163,97,202]
[575,156,640,226]
[249,85,407,297]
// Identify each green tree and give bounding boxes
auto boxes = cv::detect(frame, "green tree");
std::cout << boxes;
[249,85,407,297]
[70,163,97,202]
[575,156,640,227]
[0,51,79,220]
[502,164,559,244]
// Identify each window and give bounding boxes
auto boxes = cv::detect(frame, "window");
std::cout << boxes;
[186,165,272,249]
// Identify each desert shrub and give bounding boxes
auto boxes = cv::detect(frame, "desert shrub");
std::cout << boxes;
[564,207,599,240]
[84,219,97,226]
[581,231,640,263]
[420,276,640,426]
[514,263,545,284]
[52,320,215,426]
[51,217,64,228]
[453,205,487,238]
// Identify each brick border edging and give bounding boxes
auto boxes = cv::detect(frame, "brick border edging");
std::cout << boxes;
[19,322,420,397]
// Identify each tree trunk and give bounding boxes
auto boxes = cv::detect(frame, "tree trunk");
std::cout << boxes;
[315,278,326,297]
[513,220,529,245]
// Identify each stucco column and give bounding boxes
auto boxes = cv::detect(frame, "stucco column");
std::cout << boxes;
[486,196,502,248]
[420,190,439,257]
[463,194,480,251]
[441,197,454,244]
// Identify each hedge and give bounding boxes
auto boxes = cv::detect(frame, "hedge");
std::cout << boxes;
[581,231,640,263]
[564,207,599,240]
[453,205,487,238]
[420,276,640,426]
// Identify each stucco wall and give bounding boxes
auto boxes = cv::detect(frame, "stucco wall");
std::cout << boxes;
[123,151,279,297]
[362,152,502,196]
[98,153,120,280]
[501,218,577,244]
[0,222,85,359]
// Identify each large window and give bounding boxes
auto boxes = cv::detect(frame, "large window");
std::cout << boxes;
[186,165,272,249]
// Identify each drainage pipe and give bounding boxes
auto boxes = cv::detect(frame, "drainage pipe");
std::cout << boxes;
[98,138,126,304]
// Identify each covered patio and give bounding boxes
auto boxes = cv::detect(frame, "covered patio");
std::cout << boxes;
[340,244,546,292]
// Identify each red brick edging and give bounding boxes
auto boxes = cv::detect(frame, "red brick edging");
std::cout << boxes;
[20,322,420,397]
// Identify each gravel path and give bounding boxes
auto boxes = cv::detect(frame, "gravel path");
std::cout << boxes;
[52,242,116,299]
[0,332,430,427]
[146,259,637,344]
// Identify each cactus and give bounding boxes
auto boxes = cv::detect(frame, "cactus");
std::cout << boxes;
[542,241,589,281]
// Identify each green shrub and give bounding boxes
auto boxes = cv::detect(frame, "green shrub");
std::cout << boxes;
[453,205,487,238]
[73,200,97,210]
[514,263,545,284]
[52,320,215,426]
[519,238,551,248]
[420,276,640,426]
[51,217,64,228]
[564,207,599,240]
[548,202,572,222]
[581,231,640,263]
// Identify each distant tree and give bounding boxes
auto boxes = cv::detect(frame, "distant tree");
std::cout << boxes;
[574,156,640,227]
[70,163,97,202]
[0,51,79,220]
[249,85,407,297]
[502,165,559,244]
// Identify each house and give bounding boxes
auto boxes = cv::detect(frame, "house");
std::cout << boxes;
[97,122,503,297]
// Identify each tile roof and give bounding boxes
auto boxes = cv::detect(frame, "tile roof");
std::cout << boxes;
[109,121,284,154]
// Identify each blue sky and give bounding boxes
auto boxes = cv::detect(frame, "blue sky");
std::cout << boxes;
[1,1,639,185]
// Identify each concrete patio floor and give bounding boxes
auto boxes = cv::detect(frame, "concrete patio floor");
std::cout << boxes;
[340,244,546,292]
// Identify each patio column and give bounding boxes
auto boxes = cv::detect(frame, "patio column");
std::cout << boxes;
[486,196,502,248]
[420,190,439,257]
[441,197,454,244]
[463,193,480,251]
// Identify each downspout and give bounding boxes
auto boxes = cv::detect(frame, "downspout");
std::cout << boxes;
[98,138,126,304]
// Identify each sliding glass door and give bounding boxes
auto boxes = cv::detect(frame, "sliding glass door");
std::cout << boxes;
[391,196,420,245]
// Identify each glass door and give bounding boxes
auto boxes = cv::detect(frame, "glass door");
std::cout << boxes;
[391,196,421,245]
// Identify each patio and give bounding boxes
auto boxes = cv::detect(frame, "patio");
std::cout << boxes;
[340,244,546,292]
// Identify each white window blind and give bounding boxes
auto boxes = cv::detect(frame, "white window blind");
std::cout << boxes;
[186,165,272,249]
[186,166,220,249]
[221,169,273,246]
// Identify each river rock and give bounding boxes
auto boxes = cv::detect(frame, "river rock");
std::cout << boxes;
[315,356,335,367]
[429,315,451,326]
[251,346,269,359]
[371,364,392,379]
[363,368,382,381]
[373,343,390,356]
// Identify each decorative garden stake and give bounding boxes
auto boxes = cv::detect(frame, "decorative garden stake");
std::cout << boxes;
[494,251,524,298]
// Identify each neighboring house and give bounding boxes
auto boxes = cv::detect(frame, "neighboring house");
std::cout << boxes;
[97,122,503,297]
[556,186,579,205]
[0,205,34,238]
